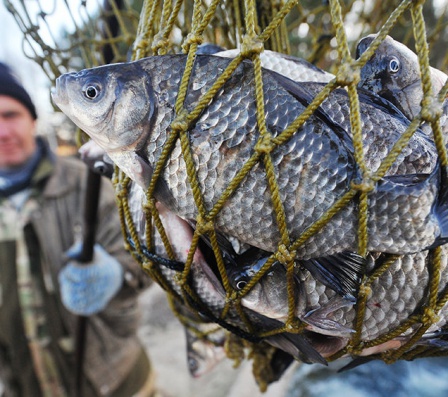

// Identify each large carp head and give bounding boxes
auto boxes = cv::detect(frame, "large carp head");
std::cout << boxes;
[357,34,447,119]
[52,61,155,153]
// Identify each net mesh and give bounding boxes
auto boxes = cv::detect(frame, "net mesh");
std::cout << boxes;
[4,0,448,389]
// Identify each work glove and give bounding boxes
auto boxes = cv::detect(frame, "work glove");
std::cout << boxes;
[59,243,124,316]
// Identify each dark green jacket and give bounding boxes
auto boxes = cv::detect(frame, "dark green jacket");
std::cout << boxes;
[0,142,152,396]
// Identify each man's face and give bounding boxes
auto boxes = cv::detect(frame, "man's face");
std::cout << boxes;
[0,95,37,169]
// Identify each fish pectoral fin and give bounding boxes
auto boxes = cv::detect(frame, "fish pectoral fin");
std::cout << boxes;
[417,329,448,349]
[249,310,326,365]
[300,251,365,300]
[338,356,375,372]
[265,332,327,365]
[302,296,355,337]
[433,164,448,247]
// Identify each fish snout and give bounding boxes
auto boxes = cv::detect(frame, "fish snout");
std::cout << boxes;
[356,35,376,59]
[51,75,68,107]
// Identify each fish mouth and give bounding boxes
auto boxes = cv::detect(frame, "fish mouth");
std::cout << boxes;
[51,76,68,108]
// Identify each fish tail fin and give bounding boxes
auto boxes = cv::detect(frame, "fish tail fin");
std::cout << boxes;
[300,251,366,301]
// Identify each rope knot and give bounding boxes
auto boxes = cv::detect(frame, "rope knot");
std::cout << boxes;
[422,306,440,325]
[382,352,398,365]
[151,32,170,54]
[275,244,296,265]
[171,109,190,133]
[133,37,150,53]
[241,35,264,58]
[226,290,240,305]
[350,177,375,193]
[358,283,372,298]
[195,215,214,235]
[182,33,204,53]
[347,341,364,355]
[421,96,443,123]
[336,61,360,86]
[254,134,275,154]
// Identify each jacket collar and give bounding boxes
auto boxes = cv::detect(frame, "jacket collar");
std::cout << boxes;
[31,138,76,198]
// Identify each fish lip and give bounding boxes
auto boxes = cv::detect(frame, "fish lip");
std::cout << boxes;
[51,76,67,107]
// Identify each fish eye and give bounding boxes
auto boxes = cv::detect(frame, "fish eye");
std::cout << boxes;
[82,83,101,100]
[388,57,400,74]
[235,277,249,290]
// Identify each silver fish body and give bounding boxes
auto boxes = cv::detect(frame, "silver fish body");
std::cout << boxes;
[52,54,448,261]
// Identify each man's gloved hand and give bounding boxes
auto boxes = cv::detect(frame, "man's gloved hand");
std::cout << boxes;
[59,243,124,316]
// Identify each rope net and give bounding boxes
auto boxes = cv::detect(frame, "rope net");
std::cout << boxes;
[5,0,448,389]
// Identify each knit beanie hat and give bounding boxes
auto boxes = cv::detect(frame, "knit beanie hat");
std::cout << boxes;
[0,62,37,119]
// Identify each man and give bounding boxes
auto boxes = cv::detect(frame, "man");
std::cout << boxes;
[0,62,154,396]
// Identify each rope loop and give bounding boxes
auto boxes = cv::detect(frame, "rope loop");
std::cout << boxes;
[421,97,443,124]
[171,109,190,133]
[358,283,372,299]
[195,215,215,235]
[350,177,375,193]
[275,244,296,265]
[421,306,440,326]
[336,60,360,86]
[182,32,204,53]
[254,134,275,154]
[240,34,264,58]
[151,31,171,54]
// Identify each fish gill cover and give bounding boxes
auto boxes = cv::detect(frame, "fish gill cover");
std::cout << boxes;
[6,0,448,391]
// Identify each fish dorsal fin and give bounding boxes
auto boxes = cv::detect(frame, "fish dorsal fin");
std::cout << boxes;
[300,251,366,300]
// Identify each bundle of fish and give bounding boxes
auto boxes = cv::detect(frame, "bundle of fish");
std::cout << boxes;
[52,34,448,375]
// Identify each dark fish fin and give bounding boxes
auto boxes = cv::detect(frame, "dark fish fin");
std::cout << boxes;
[265,332,327,365]
[300,251,365,301]
[417,338,448,349]
[303,296,355,336]
[417,329,448,349]
[246,308,326,365]
[356,86,416,124]
[432,164,448,247]
[269,71,355,153]
[269,349,295,382]
[338,356,377,372]
[188,224,240,268]
[303,331,348,357]
[126,236,185,271]
[379,172,429,185]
